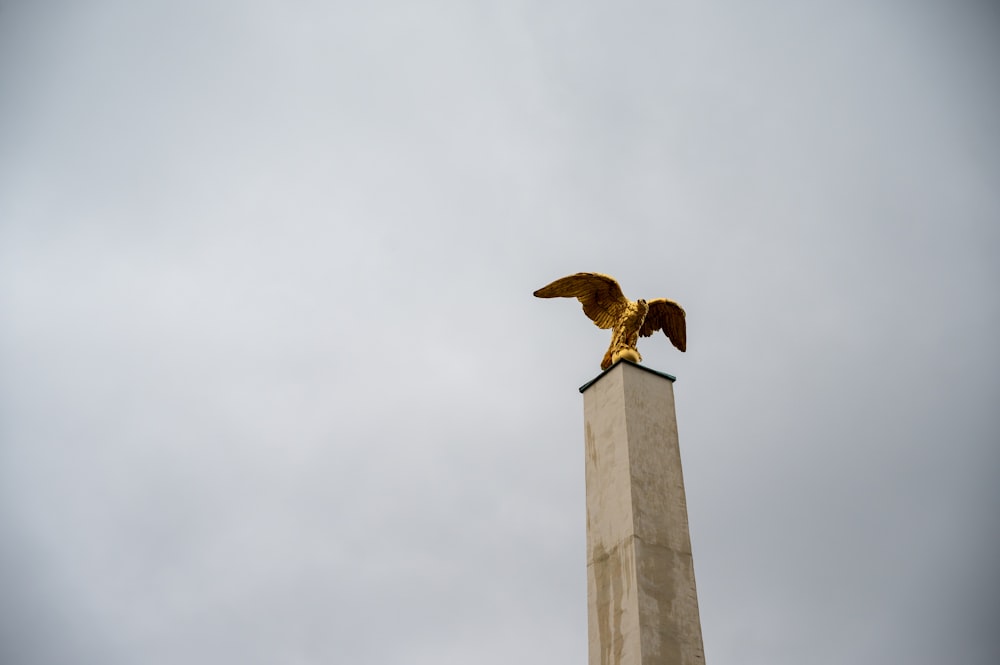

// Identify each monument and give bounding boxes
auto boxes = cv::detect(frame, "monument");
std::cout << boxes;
[536,273,705,665]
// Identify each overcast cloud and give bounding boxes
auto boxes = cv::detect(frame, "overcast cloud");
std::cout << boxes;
[1,1,998,664]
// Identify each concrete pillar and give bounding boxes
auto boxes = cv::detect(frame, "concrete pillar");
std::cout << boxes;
[580,360,705,665]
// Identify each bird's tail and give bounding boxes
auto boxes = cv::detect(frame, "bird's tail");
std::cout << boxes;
[601,348,614,371]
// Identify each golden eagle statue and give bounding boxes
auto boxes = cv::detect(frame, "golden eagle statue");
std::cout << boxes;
[534,272,686,370]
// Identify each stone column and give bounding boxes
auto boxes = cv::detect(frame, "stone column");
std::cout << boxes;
[580,360,705,665]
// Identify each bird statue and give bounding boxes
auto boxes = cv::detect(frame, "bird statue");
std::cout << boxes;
[534,272,686,370]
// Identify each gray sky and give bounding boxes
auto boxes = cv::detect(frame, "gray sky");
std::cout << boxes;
[1,1,998,663]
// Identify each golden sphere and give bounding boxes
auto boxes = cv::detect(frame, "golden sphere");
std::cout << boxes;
[613,348,641,364]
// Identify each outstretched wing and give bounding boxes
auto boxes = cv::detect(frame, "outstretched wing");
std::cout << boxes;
[639,298,687,351]
[533,272,630,329]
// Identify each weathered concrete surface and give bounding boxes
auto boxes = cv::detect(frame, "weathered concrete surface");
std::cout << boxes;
[582,361,705,665]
